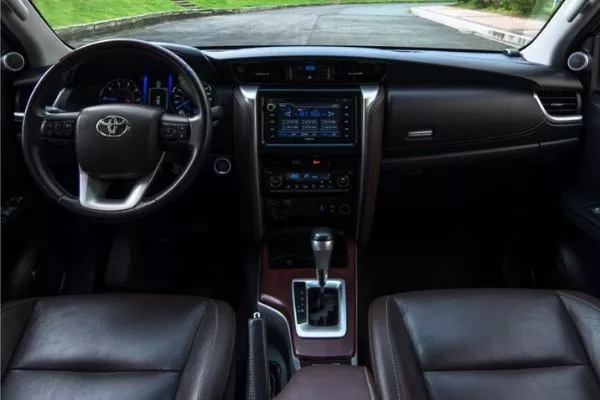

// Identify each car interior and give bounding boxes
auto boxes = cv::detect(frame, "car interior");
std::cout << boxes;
[1,0,600,399]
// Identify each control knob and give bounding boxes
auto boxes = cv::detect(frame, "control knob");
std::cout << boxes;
[266,102,277,112]
[339,203,352,215]
[269,175,283,189]
[337,174,350,188]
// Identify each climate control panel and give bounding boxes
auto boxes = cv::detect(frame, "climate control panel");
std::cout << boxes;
[264,169,353,193]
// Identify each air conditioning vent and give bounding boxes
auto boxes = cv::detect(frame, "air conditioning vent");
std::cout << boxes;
[536,91,580,117]
[337,62,386,83]
[230,62,285,83]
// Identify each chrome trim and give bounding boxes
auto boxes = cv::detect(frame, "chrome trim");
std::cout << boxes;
[95,115,130,137]
[311,240,334,252]
[407,129,434,139]
[356,85,381,240]
[292,279,347,339]
[78,153,165,211]
[567,51,590,72]
[13,112,24,120]
[238,85,264,241]
[257,301,302,372]
[2,52,25,72]
[533,93,583,124]
[213,156,232,176]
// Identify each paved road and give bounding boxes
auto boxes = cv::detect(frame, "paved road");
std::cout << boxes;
[73,4,505,50]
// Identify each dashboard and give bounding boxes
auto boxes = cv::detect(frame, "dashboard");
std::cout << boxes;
[11,44,586,240]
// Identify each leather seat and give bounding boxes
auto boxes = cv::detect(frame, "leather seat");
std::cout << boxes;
[1,294,236,400]
[369,289,600,400]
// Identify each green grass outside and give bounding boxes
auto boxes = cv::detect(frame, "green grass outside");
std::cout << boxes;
[33,0,179,27]
[453,0,560,20]
[187,0,443,8]
[33,0,444,28]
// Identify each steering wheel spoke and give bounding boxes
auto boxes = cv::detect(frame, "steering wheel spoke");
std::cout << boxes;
[40,111,80,148]
[78,153,165,211]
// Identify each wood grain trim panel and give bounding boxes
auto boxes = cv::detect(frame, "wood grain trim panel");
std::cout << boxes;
[260,238,356,360]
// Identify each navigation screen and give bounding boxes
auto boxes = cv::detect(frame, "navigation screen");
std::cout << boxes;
[277,101,342,138]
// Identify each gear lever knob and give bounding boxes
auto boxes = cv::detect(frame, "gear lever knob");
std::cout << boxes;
[311,228,334,289]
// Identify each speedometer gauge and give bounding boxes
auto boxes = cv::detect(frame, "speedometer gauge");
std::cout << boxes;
[99,79,142,105]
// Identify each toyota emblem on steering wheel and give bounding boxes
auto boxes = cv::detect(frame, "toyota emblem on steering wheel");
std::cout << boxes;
[96,115,130,137]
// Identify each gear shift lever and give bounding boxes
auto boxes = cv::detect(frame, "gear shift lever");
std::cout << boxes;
[311,227,334,303]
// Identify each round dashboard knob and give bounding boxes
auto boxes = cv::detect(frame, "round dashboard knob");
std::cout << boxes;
[567,51,590,72]
[269,175,283,188]
[266,102,277,112]
[213,157,232,176]
[1,52,25,72]
[339,203,352,215]
[337,175,350,188]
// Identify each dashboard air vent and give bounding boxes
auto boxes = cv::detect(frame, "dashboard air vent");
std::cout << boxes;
[536,91,580,117]
[230,62,285,83]
[337,62,386,83]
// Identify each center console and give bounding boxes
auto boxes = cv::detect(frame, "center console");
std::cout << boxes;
[257,88,362,232]
[233,80,384,371]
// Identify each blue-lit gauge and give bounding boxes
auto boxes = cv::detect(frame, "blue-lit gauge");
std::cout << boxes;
[170,85,199,116]
[98,79,142,105]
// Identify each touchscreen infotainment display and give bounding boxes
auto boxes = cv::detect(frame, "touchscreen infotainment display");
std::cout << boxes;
[263,97,355,144]
[278,101,341,138]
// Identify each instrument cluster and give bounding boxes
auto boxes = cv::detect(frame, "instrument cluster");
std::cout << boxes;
[98,75,215,117]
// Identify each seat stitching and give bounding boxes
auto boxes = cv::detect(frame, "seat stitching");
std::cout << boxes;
[172,302,208,399]
[368,304,380,395]
[196,299,219,399]
[386,296,402,400]
[558,291,600,314]
[8,368,182,373]
[363,366,377,400]
[424,364,585,373]
[393,300,433,400]
[556,292,600,385]
[219,303,236,399]
[2,299,38,379]
[1,298,37,313]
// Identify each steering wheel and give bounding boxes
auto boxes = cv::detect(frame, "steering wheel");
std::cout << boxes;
[22,39,212,220]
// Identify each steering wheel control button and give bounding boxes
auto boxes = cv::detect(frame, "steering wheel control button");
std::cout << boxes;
[41,119,75,145]
[160,123,189,142]
[213,157,232,176]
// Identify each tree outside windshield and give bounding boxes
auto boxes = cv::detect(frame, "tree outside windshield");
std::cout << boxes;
[33,0,564,50]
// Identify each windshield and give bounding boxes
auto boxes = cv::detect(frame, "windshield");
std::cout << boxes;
[33,0,564,50]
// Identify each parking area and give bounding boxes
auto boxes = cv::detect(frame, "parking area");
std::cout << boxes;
[72,4,506,50]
